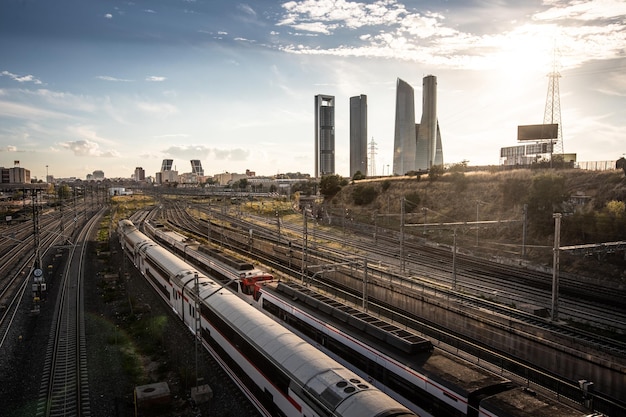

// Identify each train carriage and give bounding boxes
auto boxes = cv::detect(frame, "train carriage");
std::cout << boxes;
[118,219,418,417]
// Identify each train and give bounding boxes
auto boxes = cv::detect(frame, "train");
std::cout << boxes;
[118,219,418,417]
[144,220,273,295]
[141,220,598,417]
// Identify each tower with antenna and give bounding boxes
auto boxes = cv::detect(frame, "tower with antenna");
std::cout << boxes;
[544,48,564,155]
[368,137,377,177]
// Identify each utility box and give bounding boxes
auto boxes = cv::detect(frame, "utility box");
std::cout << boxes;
[191,384,213,404]
[135,381,171,411]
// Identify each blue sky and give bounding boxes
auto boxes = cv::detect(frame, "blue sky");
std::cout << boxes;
[1,0,625,180]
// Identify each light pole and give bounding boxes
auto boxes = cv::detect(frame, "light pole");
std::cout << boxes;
[551,213,562,322]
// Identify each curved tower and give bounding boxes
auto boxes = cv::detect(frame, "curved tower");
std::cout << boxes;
[393,78,416,175]
[416,75,440,170]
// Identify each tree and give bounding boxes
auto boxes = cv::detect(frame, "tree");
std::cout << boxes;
[428,165,444,181]
[616,157,626,176]
[319,174,343,198]
[352,185,378,205]
[525,174,569,234]
[352,171,366,181]
[57,184,71,200]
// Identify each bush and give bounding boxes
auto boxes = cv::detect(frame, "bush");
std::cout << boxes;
[353,185,378,205]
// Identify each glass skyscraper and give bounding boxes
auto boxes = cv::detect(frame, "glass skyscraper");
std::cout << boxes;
[393,78,416,175]
[349,94,367,178]
[314,95,335,178]
[394,76,443,174]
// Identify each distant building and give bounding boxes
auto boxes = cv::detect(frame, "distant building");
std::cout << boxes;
[134,167,146,181]
[393,76,444,174]
[157,159,178,184]
[349,94,368,178]
[190,160,204,176]
[159,170,178,184]
[161,159,173,171]
[314,94,335,178]
[0,166,31,184]
[416,75,443,170]
[213,172,248,186]
[393,78,416,175]
[93,170,105,180]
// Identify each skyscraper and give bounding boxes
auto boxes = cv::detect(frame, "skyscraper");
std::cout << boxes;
[134,167,145,181]
[349,94,367,178]
[314,94,335,178]
[416,75,442,170]
[161,159,173,172]
[190,160,204,176]
[393,79,416,175]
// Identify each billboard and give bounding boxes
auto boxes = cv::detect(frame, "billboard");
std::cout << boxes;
[517,124,558,141]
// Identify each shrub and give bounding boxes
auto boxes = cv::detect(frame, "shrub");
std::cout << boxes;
[353,185,378,205]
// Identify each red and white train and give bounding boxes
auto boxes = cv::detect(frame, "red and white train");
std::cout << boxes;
[140,219,598,417]
[118,219,418,417]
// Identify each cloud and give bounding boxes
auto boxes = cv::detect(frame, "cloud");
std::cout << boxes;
[61,139,120,157]
[161,145,250,161]
[137,101,178,115]
[0,100,72,120]
[238,4,257,17]
[104,13,113,19]
[1,70,43,85]
[213,148,250,161]
[0,146,18,152]
[146,76,167,82]
[162,145,212,159]
[96,75,133,82]
[275,0,626,70]
[533,0,626,21]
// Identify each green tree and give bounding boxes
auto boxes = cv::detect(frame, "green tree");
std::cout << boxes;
[428,165,444,181]
[319,174,343,198]
[525,174,569,234]
[352,170,366,181]
[352,185,378,205]
[57,184,71,200]
[501,178,529,208]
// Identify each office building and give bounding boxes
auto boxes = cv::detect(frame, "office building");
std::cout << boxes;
[190,160,204,176]
[0,166,30,184]
[134,167,145,181]
[349,94,368,178]
[416,75,443,170]
[393,78,416,175]
[161,159,173,172]
[314,94,335,178]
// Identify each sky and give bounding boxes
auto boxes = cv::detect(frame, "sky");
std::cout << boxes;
[1,0,625,180]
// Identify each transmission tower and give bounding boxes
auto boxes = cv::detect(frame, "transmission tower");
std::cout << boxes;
[368,137,377,176]
[543,48,564,155]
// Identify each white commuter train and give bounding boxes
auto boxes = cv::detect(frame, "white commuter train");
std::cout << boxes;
[141,220,597,417]
[118,219,419,417]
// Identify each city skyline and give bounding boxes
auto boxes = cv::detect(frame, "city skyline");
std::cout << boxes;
[1,0,625,180]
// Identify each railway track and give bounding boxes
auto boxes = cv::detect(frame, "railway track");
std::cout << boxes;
[36,208,104,417]
[153,201,626,409]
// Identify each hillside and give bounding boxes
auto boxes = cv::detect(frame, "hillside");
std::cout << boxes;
[324,168,626,284]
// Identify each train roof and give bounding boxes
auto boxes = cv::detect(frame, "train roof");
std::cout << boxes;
[266,281,509,396]
[190,280,384,413]
[479,387,589,417]
[144,244,198,276]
